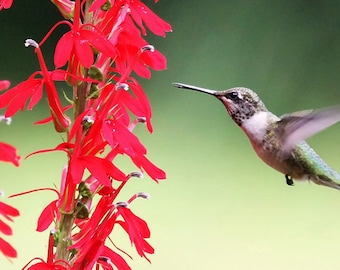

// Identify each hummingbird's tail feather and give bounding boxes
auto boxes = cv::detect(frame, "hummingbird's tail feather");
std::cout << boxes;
[310,175,340,191]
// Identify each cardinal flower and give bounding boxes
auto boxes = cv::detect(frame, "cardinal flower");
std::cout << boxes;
[0,200,20,259]
[0,0,12,10]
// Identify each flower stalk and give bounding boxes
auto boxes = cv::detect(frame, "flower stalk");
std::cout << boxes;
[0,0,171,268]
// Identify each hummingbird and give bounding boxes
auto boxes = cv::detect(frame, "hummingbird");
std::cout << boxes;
[173,82,340,190]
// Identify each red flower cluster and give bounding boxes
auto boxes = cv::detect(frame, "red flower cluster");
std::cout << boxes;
[0,80,20,259]
[0,80,20,167]
[0,0,170,268]
[0,200,19,259]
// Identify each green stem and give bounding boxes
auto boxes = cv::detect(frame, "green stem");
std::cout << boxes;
[74,81,88,119]
[55,213,75,262]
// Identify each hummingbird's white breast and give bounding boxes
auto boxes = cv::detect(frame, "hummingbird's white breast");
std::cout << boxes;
[240,111,285,172]
[240,111,279,143]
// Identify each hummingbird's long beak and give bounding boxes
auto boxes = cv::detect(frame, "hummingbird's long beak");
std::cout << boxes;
[173,82,219,96]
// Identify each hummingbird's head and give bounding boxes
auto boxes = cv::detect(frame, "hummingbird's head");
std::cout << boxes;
[173,83,268,126]
[216,87,268,126]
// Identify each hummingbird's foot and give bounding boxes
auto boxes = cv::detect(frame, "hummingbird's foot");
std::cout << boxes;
[285,175,294,186]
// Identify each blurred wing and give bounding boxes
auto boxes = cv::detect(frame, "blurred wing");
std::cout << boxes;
[278,105,340,153]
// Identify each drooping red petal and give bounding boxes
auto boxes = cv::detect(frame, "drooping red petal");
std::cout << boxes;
[140,49,167,71]
[131,154,166,182]
[54,31,73,68]
[0,237,17,258]
[102,118,146,158]
[0,78,43,117]
[69,156,86,184]
[98,246,131,270]
[0,0,13,10]
[80,29,117,60]
[128,79,153,132]
[117,208,154,261]
[80,156,126,185]
[0,201,19,221]
[36,200,57,232]
[0,219,12,235]
[129,1,172,37]
[0,142,20,166]
[74,33,94,68]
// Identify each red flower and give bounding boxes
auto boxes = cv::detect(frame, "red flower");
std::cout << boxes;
[0,200,19,258]
[0,80,10,90]
[54,0,116,69]
[0,49,70,132]
[113,16,167,79]
[36,200,59,232]
[3,0,171,267]
[0,201,20,223]
[51,0,74,19]
[70,196,118,269]
[0,75,44,117]
[0,237,17,259]
[116,206,154,262]
[96,246,131,270]
[0,0,13,10]
[27,39,70,132]
[0,142,20,166]
[128,0,172,37]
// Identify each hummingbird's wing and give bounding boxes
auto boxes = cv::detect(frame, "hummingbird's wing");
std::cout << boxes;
[278,105,340,153]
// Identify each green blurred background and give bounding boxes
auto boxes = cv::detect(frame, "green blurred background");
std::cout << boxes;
[1,1,340,269]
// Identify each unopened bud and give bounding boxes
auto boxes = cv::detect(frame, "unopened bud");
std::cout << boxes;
[78,182,92,198]
[75,201,89,219]
[101,1,112,11]
[88,66,104,82]
[89,84,100,99]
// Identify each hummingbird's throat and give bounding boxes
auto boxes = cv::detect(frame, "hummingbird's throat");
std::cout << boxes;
[218,96,241,125]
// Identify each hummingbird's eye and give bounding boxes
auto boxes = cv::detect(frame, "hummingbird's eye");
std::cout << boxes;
[226,91,241,101]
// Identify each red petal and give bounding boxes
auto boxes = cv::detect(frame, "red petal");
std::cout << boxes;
[70,156,86,184]
[0,80,10,90]
[128,79,153,132]
[140,49,167,71]
[132,155,166,182]
[81,156,126,184]
[54,31,73,68]
[0,78,43,117]
[81,29,116,59]
[36,200,57,232]
[0,201,19,220]
[0,0,13,10]
[130,1,172,37]
[0,237,17,258]
[0,219,12,235]
[74,34,94,68]
[99,246,131,270]
[0,142,20,166]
